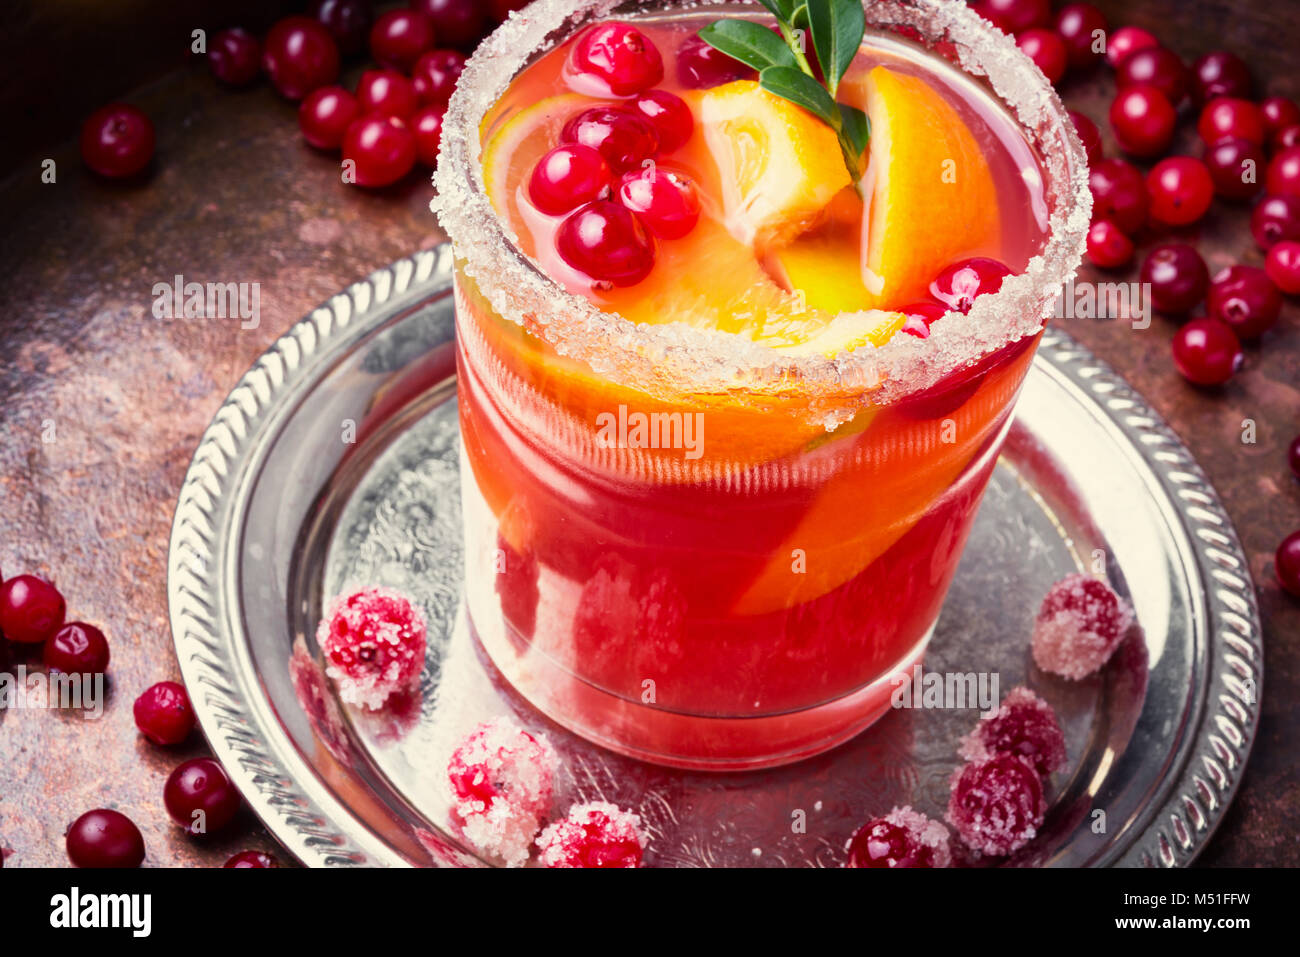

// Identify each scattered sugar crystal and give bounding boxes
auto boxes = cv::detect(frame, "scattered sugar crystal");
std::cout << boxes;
[844,806,952,868]
[317,585,427,710]
[947,754,1045,856]
[447,716,557,867]
[959,686,1066,776]
[1031,574,1134,680]
[535,800,648,868]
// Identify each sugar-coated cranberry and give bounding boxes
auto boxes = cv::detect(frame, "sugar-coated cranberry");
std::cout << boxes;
[632,89,693,153]
[164,758,241,835]
[262,16,340,100]
[208,28,261,87]
[1191,50,1253,104]
[569,22,663,97]
[1207,265,1282,339]
[411,49,466,105]
[369,8,435,72]
[1105,25,1159,69]
[1109,85,1176,157]
[43,622,109,675]
[1276,531,1300,597]
[311,0,372,57]
[1117,47,1190,106]
[845,806,952,868]
[899,301,947,339]
[1265,240,1300,294]
[528,144,612,214]
[1146,157,1214,226]
[412,104,446,166]
[1204,138,1265,201]
[1140,243,1209,313]
[959,686,1067,776]
[224,850,279,868]
[66,810,145,868]
[1172,317,1243,386]
[556,200,656,286]
[317,586,427,708]
[980,0,1051,34]
[133,681,196,745]
[356,68,418,119]
[1266,146,1300,198]
[618,166,700,239]
[0,574,66,644]
[298,86,360,150]
[535,801,648,868]
[1251,193,1300,250]
[343,113,417,187]
[80,104,155,178]
[560,106,659,173]
[929,257,1012,312]
[1088,158,1148,233]
[1032,573,1134,678]
[1068,110,1103,164]
[676,33,751,88]
[1261,97,1300,141]
[947,754,1045,856]
[1198,97,1266,147]
[1275,125,1300,152]
[1086,220,1134,268]
[1017,28,1067,84]
[411,0,489,50]
[1054,3,1107,69]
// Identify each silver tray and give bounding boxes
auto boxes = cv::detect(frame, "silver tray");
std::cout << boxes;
[167,246,1263,868]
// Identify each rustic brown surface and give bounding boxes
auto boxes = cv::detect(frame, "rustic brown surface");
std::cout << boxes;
[0,2,1297,867]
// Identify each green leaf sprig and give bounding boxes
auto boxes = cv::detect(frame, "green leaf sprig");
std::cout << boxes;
[699,0,870,194]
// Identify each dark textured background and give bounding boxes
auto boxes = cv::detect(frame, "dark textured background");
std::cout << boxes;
[0,1,1296,867]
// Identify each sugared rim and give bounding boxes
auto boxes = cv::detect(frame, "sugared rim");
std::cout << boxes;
[434,0,1091,426]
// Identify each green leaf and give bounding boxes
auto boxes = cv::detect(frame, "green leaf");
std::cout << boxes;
[838,103,870,158]
[806,0,865,94]
[759,65,836,125]
[700,19,798,73]
[791,3,810,32]
[755,0,798,21]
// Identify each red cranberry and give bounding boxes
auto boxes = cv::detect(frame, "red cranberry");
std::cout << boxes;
[632,89,693,153]
[298,86,359,150]
[845,812,947,868]
[412,0,488,50]
[356,68,417,119]
[488,0,528,21]
[528,144,612,215]
[1204,138,1265,201]
[44,622,109,675]
[1069,110,1103,164]
[133,681,196,745]
[561,106,659,174]
[66,810,145,868]
[1086,220,1134,269]
[0,575,66,644]
[208,28,261,87]
[1207,265,1282,339]
[556,200,656,286]
[1089,158,1148,233]
[568,22,663,97]
[343,113,417,187]
[1146,157,1214,226]
[1140,243,1209,314]
[164,757,241,834]
[369,8,435,72]
[1289,434,1300,479]
[900,301,947,336]
[980,0,1051,34]
[80,104,155,178]
[1105,25,1158,69]
[618,166,701,239]
[1054,3,1107,69]
[1275,125,1300,152]
[412,49,466,105]
[412,104,446,167]
[1266,240,1300,294]
[263,16,340,100]
[1191,50,1253,104]
[311,0,372,57]
[1197,97,1266,146]
[1172,318,1242,385]
[676,33,751,89]
[1261,97,1300,141]
[224,850,279,868]
[1016,29,1067,84]
[1277,531,1300,597]
[1251,193,1300,250]
[1266,146,1300,198]
[1117,47,1190,106]
[947,754,1045,856]
[929,257,1012,312]
[1109,85,1176,158]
